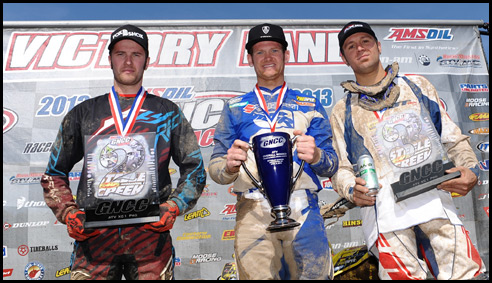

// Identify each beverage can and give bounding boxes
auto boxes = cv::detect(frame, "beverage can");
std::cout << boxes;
[357,155,379,196]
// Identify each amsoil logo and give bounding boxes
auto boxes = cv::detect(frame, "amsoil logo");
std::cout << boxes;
[384,28,453,42]
[220,204,237,215]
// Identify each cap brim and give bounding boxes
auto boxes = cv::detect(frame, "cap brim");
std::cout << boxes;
[108,37,147,53]
[340,28,377,48]
[246,38,288,51]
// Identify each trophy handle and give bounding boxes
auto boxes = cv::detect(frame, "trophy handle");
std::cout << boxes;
[241,161,263,190]
[291,135,305,192]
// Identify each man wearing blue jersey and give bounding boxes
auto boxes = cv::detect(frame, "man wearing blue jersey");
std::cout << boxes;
[209,23,338,280]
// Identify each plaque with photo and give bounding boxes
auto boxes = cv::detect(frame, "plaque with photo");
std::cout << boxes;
[383,110,461,202]
[83,133,160,228]
[369,105,461,203]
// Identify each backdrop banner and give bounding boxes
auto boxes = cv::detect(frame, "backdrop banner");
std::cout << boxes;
[3,20,488,280]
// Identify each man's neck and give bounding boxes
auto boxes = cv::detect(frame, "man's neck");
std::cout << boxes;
[113,83,142,96]
[257,80,284,92]
[354,63,386,86]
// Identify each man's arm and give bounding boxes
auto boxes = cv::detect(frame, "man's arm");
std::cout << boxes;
[168,107,207,214]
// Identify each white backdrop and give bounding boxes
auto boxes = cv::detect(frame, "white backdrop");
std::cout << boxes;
[3,19,489,280]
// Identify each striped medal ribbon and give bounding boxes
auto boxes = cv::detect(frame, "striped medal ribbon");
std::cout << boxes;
[253,82,287,132]
[108,86,146,136]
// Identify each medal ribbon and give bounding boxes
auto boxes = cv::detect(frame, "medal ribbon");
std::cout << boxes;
[109,86,146,136]
[254,82,287,132]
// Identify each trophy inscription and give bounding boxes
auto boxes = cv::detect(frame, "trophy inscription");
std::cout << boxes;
[241,132,304,231]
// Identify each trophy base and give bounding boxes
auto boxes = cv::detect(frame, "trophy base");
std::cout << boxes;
[392,171,461,202]
[267,218,301,232]
[266,205,301,232]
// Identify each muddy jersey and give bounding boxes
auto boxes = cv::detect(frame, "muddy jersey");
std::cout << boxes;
[42,92,206,223]
[330,75,479,249]
[209,84,338,193]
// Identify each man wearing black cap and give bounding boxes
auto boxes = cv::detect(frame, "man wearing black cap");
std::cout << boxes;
[41,24,206,280]
[209,23,338,279]
[329,21,487,279]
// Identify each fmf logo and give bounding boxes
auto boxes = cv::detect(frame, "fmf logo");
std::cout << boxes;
[384,28,453,42]
[469,113,489,122]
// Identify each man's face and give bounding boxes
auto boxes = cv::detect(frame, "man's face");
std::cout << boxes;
[247,41,290,86]
[341,33,381,74]
[108,39,149,89]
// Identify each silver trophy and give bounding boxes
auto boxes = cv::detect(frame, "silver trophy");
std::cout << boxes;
[241,132,304,231]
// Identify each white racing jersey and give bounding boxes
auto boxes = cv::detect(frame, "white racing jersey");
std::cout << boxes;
[330,75,479,249]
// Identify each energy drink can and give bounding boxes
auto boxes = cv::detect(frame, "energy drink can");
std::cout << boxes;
[357,155,379,196]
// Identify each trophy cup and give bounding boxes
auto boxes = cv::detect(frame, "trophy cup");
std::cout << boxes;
[241,132,305,231]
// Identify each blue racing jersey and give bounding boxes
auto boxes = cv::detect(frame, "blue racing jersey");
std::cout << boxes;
[209,83,338,193]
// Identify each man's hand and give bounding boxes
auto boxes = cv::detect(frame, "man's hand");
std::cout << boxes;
[293,130,321,164]
[144,201,180,232]
[437,166,477,196]
[65,209,100,241]
[225,139,250,174]
[352,177,381,207]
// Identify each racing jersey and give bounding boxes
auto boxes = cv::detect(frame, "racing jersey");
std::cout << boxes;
[41,91,206,223]
[330,75,479,249]
[209,83,338,193]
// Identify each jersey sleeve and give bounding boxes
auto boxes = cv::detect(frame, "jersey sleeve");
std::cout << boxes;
[329,99,356,202]
[306,100,339,178]
[208,102,240,184]
[168,105,207,214]
[41,108,84,223]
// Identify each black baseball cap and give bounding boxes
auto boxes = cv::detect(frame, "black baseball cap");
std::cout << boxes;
[338,21,377,51]
[245,23,288,54]
[108,24,149,56]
